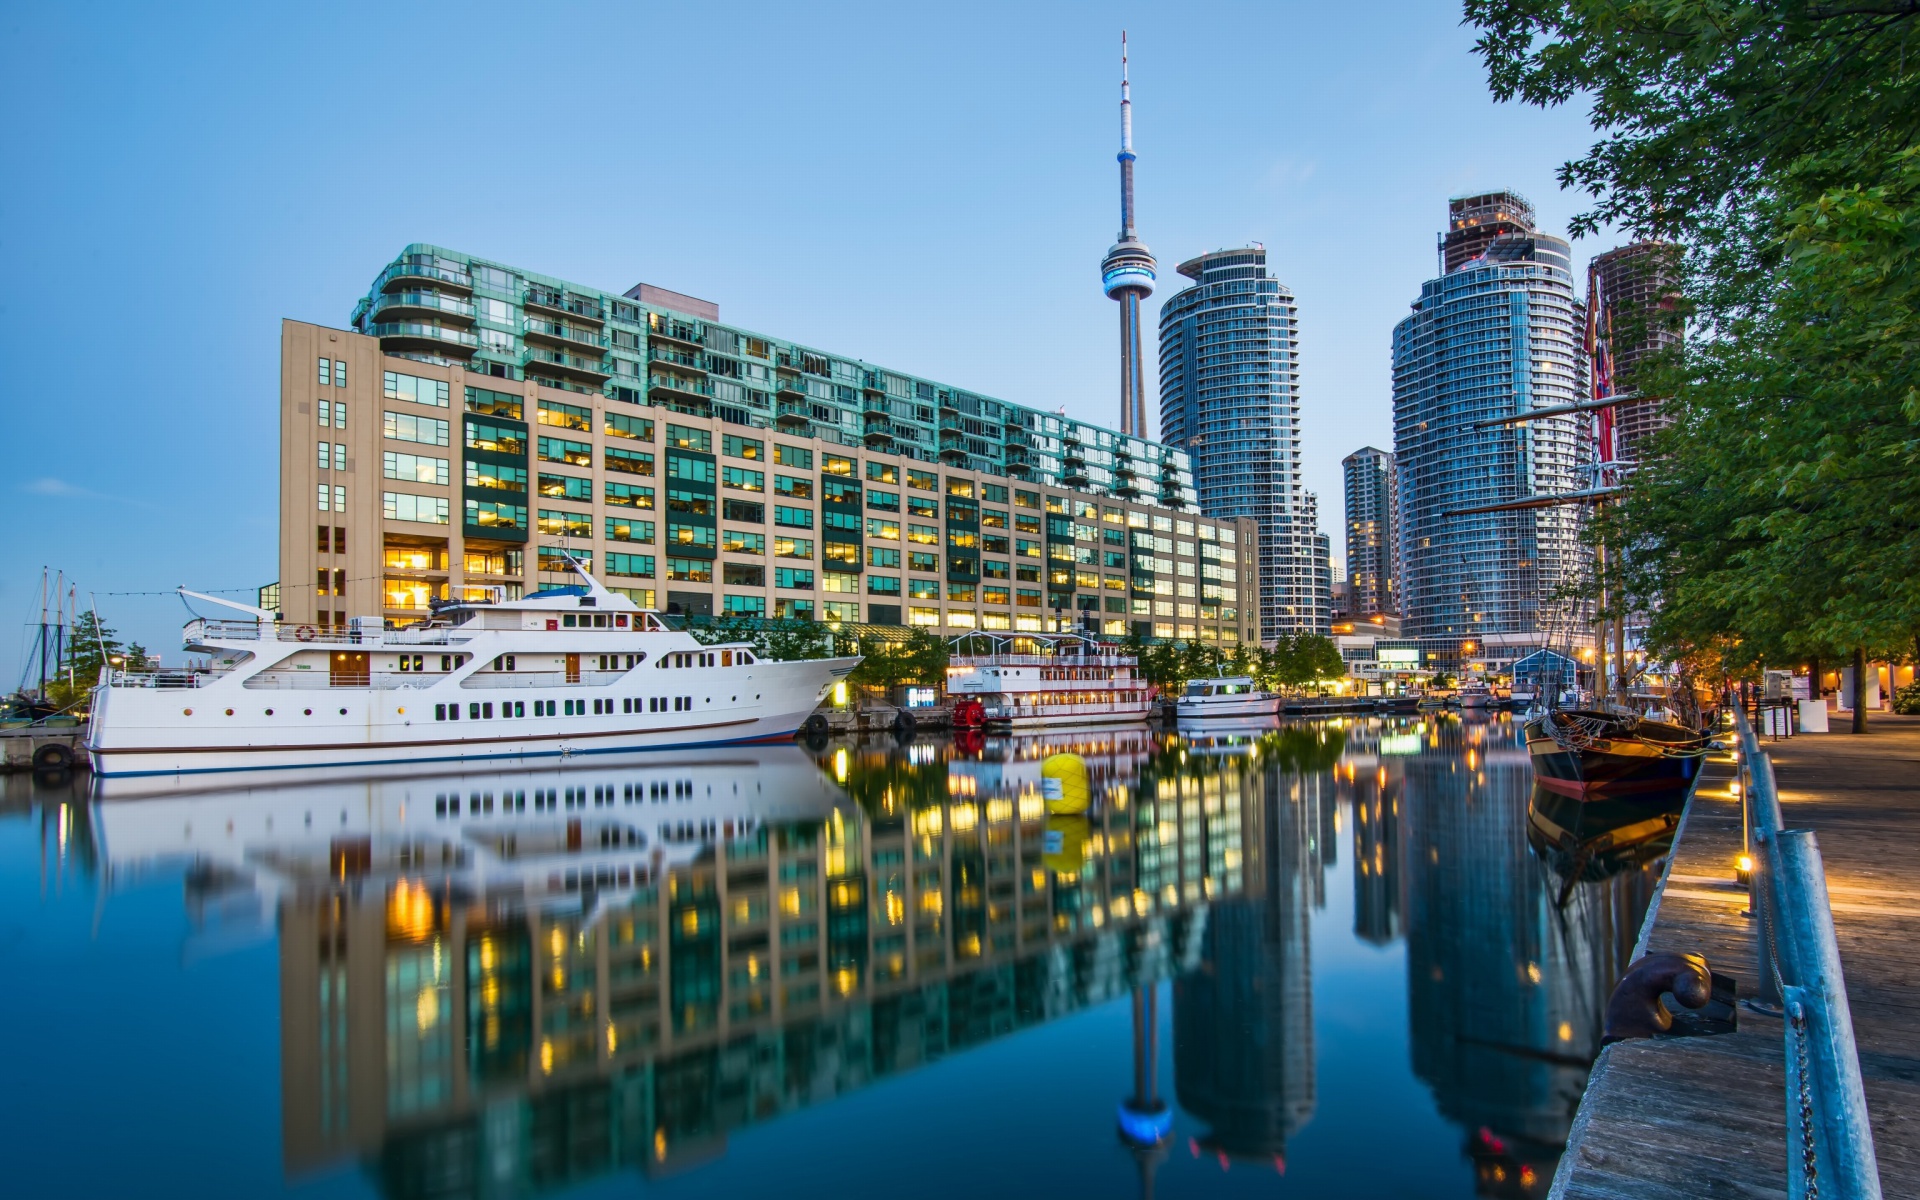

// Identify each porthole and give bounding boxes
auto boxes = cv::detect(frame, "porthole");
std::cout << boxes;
[339,708,347,715]
[397,706,406,715]
[224,708,234,716]
[183,708,193,716]
[303,708,312,716]
[265,709,274,716]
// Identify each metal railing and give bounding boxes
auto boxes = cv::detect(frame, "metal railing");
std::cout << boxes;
[184,618,469,647]
[1736,710,1882,1199]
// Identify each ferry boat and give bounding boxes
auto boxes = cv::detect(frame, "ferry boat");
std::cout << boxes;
[944,634,1152,730]
[1457,679,1496,709]
[86,571,859,778]
[1175,676,1281,720]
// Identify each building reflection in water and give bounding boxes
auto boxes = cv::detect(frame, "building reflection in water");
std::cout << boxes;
[1172,726,1342,1175]
[1399,714,1674,1198]
[64,715,1685,1200]
[91,733,1250,1197]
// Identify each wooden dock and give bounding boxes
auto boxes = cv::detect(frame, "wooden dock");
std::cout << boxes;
[1553,713,1920,1198]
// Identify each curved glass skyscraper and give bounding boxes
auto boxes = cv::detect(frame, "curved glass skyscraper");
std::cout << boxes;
[1160,246,1329,639]
[1392,193,1589,667]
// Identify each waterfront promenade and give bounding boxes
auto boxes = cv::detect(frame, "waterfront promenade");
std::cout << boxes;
[1554,714,1920,1198]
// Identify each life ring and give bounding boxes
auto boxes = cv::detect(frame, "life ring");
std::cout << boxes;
[294,625,318,642]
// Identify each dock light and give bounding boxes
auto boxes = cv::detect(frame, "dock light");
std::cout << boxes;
[832,681,847,707]
[1729,781,1742,797]
[1736,853,1753,885]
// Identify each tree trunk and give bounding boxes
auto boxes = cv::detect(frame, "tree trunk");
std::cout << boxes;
[1852,644,1868,734]
[1809,655,1821,705]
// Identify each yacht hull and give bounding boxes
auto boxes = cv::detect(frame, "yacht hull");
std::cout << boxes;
[87,657,856,777]
[1175,695,1282,720]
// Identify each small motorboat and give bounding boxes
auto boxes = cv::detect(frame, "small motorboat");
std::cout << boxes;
[1457,679,1495,709]
[1524,709,1712,799]
[1176,676,1281,721]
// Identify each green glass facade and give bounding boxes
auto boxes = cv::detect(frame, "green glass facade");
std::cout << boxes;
[354,244,1199,508]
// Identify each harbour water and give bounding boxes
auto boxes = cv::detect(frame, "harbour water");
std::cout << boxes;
[1,714,1671,1198]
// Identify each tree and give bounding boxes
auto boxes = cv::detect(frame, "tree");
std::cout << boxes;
[1257,634,1347,693]
[847,629,947,694]
[62,610,152,684]
[1469,1,1920,731]
[686,616,831,662]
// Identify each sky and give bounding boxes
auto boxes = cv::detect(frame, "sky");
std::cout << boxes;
[0,1,1619,680]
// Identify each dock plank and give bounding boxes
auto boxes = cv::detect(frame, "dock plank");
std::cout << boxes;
[1552,713,1920,1199]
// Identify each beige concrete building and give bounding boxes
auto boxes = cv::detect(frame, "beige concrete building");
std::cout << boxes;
[282,318,1258,642]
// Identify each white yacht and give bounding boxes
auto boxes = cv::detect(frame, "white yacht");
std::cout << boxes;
[87,570,859,778]
[1457,679,1496,709]
[1175,676,1281,720]
[944,633,1152,730]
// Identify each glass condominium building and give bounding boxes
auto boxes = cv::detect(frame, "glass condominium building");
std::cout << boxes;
[1391,194,1589,667]
[279,245,1255,642]
[1158,246,1329,640]
[1341,447,1397,617]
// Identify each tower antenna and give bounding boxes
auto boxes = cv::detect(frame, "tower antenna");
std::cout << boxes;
[1101,31,1158,437]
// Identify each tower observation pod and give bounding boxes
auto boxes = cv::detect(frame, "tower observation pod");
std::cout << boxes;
[1102,31,1157,438]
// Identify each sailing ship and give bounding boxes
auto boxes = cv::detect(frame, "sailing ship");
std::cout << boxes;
[1523,708,1710,799]
[86,566,858,778]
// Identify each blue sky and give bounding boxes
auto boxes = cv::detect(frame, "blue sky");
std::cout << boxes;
[0,2,1615,677]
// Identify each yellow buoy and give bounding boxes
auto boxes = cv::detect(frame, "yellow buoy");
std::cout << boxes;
[1043,816,1089,875]
[1041,752,1091,814]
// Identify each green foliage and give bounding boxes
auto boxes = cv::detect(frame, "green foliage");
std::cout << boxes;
[1894,681,1920,716]
[846,629,948,693]
[62,610,153,684]
[686,616,832,662]
[1469,1,1920,676]
[1125,633,1345,696]
[1254,634,1347,692]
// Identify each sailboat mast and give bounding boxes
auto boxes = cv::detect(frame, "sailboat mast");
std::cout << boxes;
[37,567,49,696]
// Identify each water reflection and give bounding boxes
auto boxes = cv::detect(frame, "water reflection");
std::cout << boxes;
[1174,727,1341,1174]
[5,714,1686,1198]
[1398,717,1674,1198]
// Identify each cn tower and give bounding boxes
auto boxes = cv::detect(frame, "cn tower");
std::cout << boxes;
[1101,31,1157,438]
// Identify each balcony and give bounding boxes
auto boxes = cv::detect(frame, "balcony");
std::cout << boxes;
[648,374,714,406]
[648,320,704,347]
[1063,467,1091,487]
[648,346,703,369]
[377,259,472,293]
[863,391,891,416]
[522,317,607,351]
[370,322,479,356]
[523,286,605,324]
[522,346,611,383]
[862,374,886,394]
[368,291,475,324]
